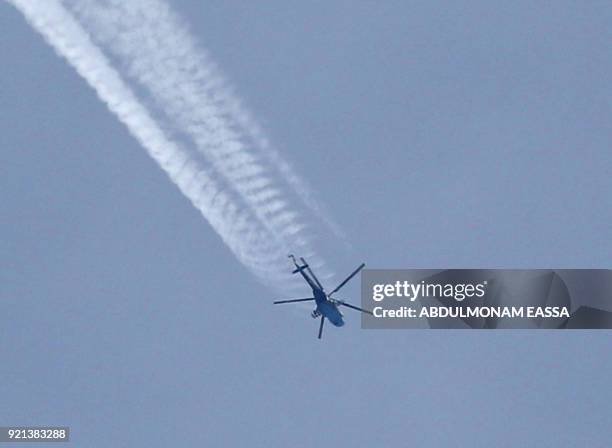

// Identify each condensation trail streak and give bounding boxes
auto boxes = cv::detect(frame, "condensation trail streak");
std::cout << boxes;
[8,0,327,290]
[64,0,345,246]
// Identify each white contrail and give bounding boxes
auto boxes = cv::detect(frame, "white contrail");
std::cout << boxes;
[7,0,325,289]
[63,0,346,246]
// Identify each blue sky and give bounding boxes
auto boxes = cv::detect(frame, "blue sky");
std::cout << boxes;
[2,1,612,446]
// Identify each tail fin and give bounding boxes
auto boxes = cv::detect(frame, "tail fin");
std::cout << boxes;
[288,254,308,274]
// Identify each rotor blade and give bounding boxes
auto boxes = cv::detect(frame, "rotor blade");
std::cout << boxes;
[329,263,366,297]
[301,257,324,290]
[318,315,325,339]
[273,298,315,304]
[337,301,373,315]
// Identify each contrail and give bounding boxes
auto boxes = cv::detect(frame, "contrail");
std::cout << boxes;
[8,0,331,290]
[63,0,346,244]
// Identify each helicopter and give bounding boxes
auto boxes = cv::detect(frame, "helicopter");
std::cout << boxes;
[273,255,372,339]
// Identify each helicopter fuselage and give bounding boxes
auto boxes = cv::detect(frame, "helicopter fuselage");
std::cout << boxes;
[313,288,345,327]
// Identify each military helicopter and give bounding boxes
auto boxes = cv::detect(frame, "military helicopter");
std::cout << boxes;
[273,255,372,339]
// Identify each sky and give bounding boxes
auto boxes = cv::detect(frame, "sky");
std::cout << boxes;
[1,1,612,446]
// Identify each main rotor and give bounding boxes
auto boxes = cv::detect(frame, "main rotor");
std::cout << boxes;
[273,255,372,339]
